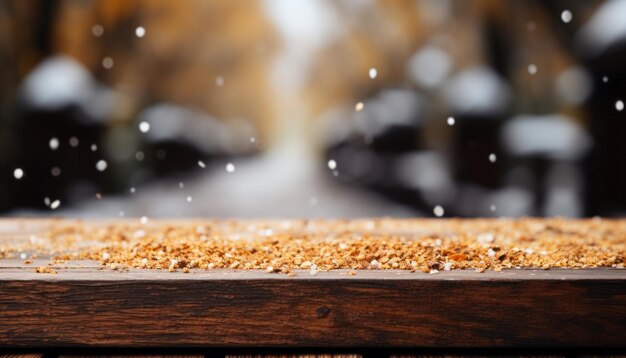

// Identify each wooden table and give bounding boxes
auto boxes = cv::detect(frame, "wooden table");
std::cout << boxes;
[0,219,625,356]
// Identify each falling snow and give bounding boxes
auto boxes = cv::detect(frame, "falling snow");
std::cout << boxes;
[225,163,236,173]
[369,67,378,79]
[13,168,24,180]
[139,121,150,133]
[561,10,572,23]
[50,200,60,210]
[91,24,104,37]
[102,57,114,69]
[91,144,97,152]
[198,160,206,168]
[447,117,455,126]
[433,205,444,217]
[489,153,497,163]
[135,151,145,161]
[490,204,496,212]
[95,160,108,172]
[69,137,79,147]
[179,182,184,189]
[49,137,59,150]
[528,64,537,75]
[355,102,364,112]
[616,100,624,111]
[51,167,61,176]
[327,159,337,170]
[135,26,145,38]
[130,187,136,194]
[186,196,193,203]
[140,216,149,224]
[215,76,224,86]
[603,76,609,83]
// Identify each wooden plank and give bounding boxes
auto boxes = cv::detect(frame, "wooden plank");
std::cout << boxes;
[0,267,624,348]
[222,356,361,358]
[60,356,359,358]
[1,266,625,280]
[1,218,625,348]
[58,356,204,358]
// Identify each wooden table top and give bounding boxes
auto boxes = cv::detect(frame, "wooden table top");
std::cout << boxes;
[0,219,624,348]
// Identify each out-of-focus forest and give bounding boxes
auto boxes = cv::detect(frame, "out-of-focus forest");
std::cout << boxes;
[1,0,626,218]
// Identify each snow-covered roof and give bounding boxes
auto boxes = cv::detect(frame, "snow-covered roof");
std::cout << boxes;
[137,104,255,154]
[501,114,592,160]
[21,56,93,110]
[443,66,511,116]
[20,55,114,123]
[408,46,452,89]
[578,0,626,56]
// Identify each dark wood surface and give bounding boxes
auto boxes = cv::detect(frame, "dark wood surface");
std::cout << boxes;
[0,219,625,348]
[0,263,625,348]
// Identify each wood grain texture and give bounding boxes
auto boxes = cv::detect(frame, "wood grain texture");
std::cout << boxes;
[0,267,625,348]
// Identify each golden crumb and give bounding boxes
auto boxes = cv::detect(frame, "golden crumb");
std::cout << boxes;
[1,218,624,274]
[35,266,57,274]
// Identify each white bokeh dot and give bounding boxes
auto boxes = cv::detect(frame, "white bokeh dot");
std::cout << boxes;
[327,159,337,170]
[50,200,61,210]
[139,121,150,133]
[369,67,378,79]
[49,137,59,150]
[102,57,114,69]
[95,160,108,172]
[135,26,145,38]
[13,168,24,180]
[92,24,104,37]
[561,10,572,23]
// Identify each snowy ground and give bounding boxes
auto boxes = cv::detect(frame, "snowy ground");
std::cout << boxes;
[57,150,417,219]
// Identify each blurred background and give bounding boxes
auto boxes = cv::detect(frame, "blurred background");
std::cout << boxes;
[1,0,626,218]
